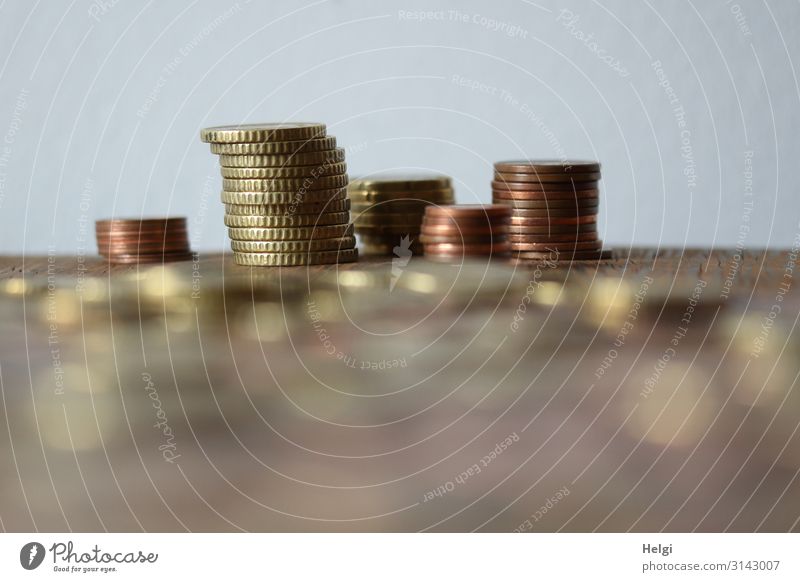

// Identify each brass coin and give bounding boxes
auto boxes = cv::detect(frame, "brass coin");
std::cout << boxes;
[494,171,601,183]
[348,188,455,202]
[222,174,348,192]
[508,240,603,252]
[507,232,599,243]
[224,199,350,215]
[494,198,599,210]
[210,136,336,155]
[228,223,353,241]
[507,223,596,234]
[511,249,606,261]
[492,181,599,193]
[233,248,358,267]
[424,204,511,220]
[349,173,452,192]
[224,211,350,228]
[509,215,597,226]
[221,162,346,179]
[219,148,345,168]
[494,159,601,174]
[201,122,326,143]
[220,187,346,205]
[351,200,442,214]
[230,236,356,253]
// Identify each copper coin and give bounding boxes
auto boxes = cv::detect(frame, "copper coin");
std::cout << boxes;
[508,240,603,252]
[494,171,601,183]
[507,223,596,234]
[508,207,597,218]
[104,252,195,264]
[421,223,509,236]
[492,180,598,192]
[424,242,510,255]
[421,215,506,227]
[424,204,511,220]
[507,232,599,243]
[96,217,186,229]
[511,249,606,261]
[419,233,507,244]
[99,242,190,252]
[509,215,597,226]
[494,198,599,210]
[95,234,189,243]
[493,191,599,203]
[494,160,601,174]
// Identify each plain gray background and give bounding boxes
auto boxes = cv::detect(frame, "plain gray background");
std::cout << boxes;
[0,0,798,253]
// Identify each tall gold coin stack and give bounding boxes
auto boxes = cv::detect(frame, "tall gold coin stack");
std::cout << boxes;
[200,122,358,266]
[491,159,609,261]
[348,173,454,255]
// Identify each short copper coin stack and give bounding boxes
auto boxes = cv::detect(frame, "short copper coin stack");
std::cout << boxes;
[200,122,357,267]
[95,218,193,264]
[349,173,454,256]
[492,159,609,261]
[420,204,511,259]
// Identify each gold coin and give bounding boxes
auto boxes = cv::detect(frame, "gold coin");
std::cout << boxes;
[201,122,326,143]
[221,187,346,205]
[348,188,454,202]
[219,148,345,168]
[230,236,356,253]
[222,174,348,192]
[210,136,336,155]
[221,162,346,179]
[233,248,358,266]
[228,223,354,241]
[224,199,350,215]
[224,211,350,227]
[348,172,451,192]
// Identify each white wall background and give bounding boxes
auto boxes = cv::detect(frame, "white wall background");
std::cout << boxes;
[0,0,798,253]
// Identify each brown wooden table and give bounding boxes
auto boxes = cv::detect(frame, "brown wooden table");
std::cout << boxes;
[0,249,798,531]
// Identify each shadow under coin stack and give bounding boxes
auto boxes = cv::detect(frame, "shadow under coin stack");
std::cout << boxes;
[349,173,454,255]
[420,204,511,259]
[95,218,192,264]
[200,123,357,266]
[492,159,608,261]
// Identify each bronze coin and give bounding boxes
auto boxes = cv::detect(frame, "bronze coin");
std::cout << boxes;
[424,242,510,255]
[424,204,511,220]
[492,181,599,193]
[507,223,596,234]
[494,198,599,210]
[511,249,606,261]
[494,159,601,174]
[507,232,599,243]
[508,206,597,218]
[508,240,603,252]
[509,215,597,226]
[494,171,601,183]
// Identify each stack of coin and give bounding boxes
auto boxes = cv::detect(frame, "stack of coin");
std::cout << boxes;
[95,218,192,264]
[420,205,511,258]
[200,123,357,266]
[349,173,454,255]
[492,160,608,261]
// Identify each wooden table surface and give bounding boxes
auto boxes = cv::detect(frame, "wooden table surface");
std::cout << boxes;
[0,248,798,532]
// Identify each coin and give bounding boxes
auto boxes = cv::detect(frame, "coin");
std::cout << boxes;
[508,240,603,251]
[233,248,358,266]
[511,249,607,260]
[228,223,354,241]
[419,233,506,244]
[222,174,348,192]
[494,159,601,174]
[221,187,346,205]
[96,217,192,264]
[507,223,596,234]
[492,181,599,193]
[230,236,356,253]
[507,232,599,243]
[349,173,452,192]
[224,211,350,228]
[224,199,350,215]
[201,122,326,143]
[348,189,455,202]
[95,217,186,231]
[210,136,336,155]
[509,215,597,226]
[103,252,195,264]
[221,162,346,179]
[355,225,423,235]
[424,242,510,255]
[493,190,599,201]
[494,198,599,210]
[425,204,511,220]
[421,223,509,236]
[494,171,601,183]
[219,148,346,168]
[360,241,424,255]
[506,206,598,217]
